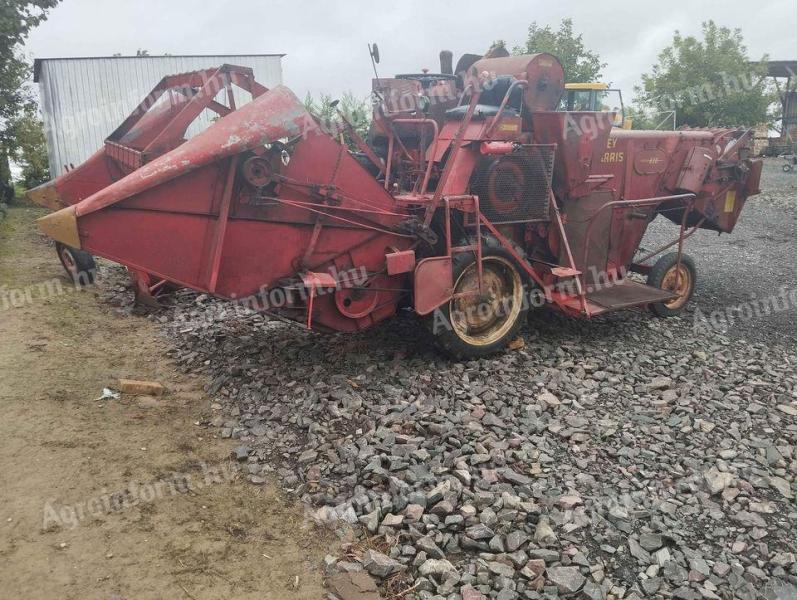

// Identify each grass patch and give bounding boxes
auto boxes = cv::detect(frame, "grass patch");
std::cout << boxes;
[0,205,61,290]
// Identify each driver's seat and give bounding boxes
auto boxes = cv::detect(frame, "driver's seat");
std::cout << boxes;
[445,75,523,120]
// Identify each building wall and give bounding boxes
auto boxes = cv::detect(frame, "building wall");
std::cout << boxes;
[36,55,283,177]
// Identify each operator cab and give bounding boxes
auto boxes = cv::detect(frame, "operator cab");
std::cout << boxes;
[563,83,631,129]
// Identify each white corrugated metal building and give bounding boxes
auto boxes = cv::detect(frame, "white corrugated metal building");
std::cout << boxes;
[34,54,284,177]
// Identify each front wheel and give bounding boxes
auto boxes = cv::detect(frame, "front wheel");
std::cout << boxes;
[784,163,794,173]
[55,242,96,285]
[426,245,528,359]
[647,252,696,317]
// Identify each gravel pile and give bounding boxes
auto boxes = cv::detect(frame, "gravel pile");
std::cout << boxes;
[150,293,797,600]
[642,157,797,345]
[94,161,797,599]
[755,158,797,209]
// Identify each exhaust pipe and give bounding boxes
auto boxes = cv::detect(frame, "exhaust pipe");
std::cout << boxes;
[439,50,453,75]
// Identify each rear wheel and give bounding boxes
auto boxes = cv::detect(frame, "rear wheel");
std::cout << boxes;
[427,244,528,359]
[55,242,96,285]
[647,252,696,317]
[784,163,793,173]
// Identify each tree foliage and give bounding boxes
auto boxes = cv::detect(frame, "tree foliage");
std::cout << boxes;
[635,21,772,128]
[0,1,59,124]
[9,107,49,188]
[303,91,371,151]
[0,149,13,203]
[0,1,60,193]
[625,104,677,131]
[513,18,605,83]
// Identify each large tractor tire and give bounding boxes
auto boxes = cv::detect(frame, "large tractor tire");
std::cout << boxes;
[426,239,528,359]
[55,242,97,286]
[647,252,696,317]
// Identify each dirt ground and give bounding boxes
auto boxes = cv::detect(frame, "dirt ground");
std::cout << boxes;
[0,206,331,600]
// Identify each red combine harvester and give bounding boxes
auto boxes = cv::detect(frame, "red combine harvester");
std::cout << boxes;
[33,48,762,358]
[28,64,267,302]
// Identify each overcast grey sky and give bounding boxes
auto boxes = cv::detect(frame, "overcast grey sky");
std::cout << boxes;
[24,0,796,103]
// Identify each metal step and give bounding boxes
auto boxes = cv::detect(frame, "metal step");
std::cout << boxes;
[551,266,582,278]
[557,279,679,316]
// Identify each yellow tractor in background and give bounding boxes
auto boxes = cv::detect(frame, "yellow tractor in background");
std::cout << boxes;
[564,82,633,129]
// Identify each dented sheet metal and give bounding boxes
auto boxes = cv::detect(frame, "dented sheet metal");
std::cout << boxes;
[74,86,311,217]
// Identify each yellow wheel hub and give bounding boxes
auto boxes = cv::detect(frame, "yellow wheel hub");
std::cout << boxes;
[661,263,692,309]
[450,256,523,347]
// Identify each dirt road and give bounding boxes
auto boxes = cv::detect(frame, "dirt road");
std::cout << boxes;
[0,206,330,600]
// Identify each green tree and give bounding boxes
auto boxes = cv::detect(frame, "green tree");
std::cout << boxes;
[9,107,49,188]
[635,21,772,128]
[625,105,677,131]
[1,0,58,123]
[0,148,13,203]
[513,18,605,83]
[304,91,371,151]
[0,0,61,196]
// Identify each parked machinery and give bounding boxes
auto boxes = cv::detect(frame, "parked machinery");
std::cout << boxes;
[33,47,762,357]
[28,65,267,301]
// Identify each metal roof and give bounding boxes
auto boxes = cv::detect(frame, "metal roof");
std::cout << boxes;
[749,60,797,79]
[33,53,286,82]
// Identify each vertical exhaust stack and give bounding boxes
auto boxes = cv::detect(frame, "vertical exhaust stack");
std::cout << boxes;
[439,50,454,75]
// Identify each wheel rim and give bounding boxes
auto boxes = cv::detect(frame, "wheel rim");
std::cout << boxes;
[449,256,523,347]
[59,246,79,279]
[661,264,692,309]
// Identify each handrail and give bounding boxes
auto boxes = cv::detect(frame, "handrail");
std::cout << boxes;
[635,217,705,264]
[393,118,440,195]
[548,190,587,315]
[483,79,528,138]
[424,83,481,226]
[580,193,696,292]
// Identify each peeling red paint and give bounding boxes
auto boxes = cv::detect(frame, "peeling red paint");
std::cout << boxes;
[75,86,309,217]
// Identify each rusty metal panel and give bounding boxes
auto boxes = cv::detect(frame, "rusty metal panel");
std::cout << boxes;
[560,190,614,282]
[386,250,416,275]
[413,257,453,316]
[633,148,668,175]
[587,279,677,310]
[676,146,714,193]
[531,111,615,195]
[36,54,284,177]
[74,86,309,217]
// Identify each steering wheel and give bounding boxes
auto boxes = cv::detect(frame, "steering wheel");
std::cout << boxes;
[395,73,458,85]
